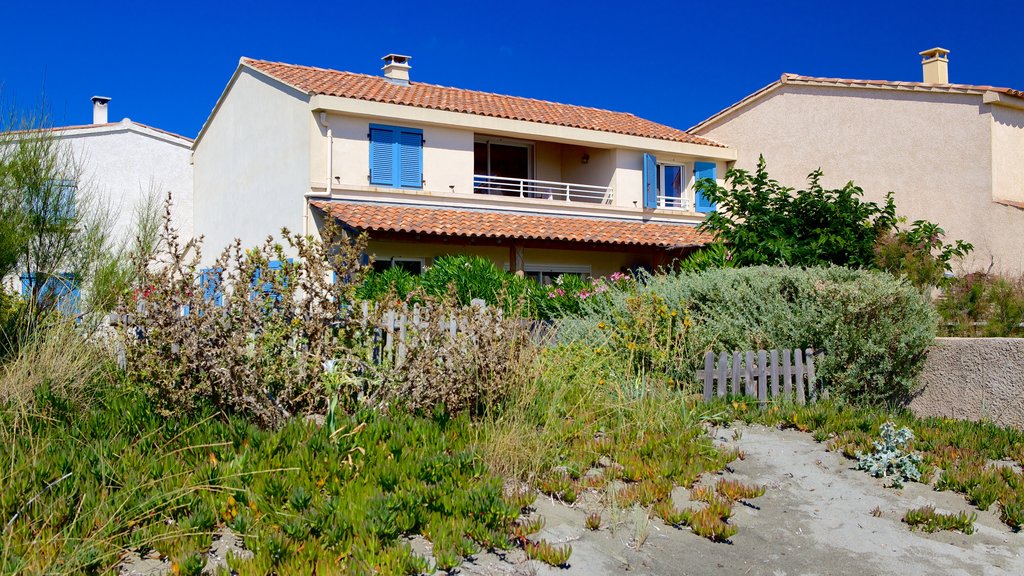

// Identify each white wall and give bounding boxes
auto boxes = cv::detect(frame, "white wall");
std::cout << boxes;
[60,125,193,242]
[321,114,475,195]
[991,106,1024,204]
[192,69,311,260]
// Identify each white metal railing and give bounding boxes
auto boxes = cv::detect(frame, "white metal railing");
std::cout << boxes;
[473,175,613,204]
[656,195,690,210]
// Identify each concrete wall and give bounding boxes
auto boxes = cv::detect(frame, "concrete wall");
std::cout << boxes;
[192,69,311,260]
[696,85,1024,273]
[910,338,1024,429]
[991,106,1024,205]
[61,125,193,242]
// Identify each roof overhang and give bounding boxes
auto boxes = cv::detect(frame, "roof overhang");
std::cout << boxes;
[311,200,713,250]
[310,94,736,160]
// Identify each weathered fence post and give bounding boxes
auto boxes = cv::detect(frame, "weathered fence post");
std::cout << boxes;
[805,348,817,401]
[757,349,768,407]
[731,351,742,396]
[794,348,806,405]
[717,351,728,398]
[782,349,793,401]
[703,351,715,402]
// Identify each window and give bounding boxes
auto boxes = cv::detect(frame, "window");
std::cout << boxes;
[474,137,533,196]
[520,265,591,286]
[25,179,76,224]
[20,272,80,316]
[657,164,686,209]
[252,259,293,301]
[373,258,424,275]
[369,124,423,189]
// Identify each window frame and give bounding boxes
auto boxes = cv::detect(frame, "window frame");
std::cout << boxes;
[656,163,688,210]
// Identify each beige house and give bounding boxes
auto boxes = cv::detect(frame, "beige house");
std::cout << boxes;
[192,55,732,281]
[691,48,1024,274]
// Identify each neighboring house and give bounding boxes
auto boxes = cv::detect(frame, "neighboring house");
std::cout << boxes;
[691,48,1024,274]
[4,97,194,311]
[192,55,732,282]
[49,97,194,242]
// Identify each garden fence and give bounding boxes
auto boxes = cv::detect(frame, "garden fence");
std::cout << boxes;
[360,298,499,367]
[697,348,819,406]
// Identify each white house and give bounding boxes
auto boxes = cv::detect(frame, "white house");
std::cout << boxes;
[192,54,734,281]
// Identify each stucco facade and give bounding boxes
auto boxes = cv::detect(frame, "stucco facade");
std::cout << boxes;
[57,120,194,243]
[193,57,734,276]
[693,78,1024,274]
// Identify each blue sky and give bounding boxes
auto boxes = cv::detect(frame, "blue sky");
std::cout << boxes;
[2,0,1022,139]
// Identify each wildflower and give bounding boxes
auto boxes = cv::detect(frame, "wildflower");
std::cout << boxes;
[598,322,607,329]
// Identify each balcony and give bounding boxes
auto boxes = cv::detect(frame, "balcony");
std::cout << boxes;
[473,174,613,205]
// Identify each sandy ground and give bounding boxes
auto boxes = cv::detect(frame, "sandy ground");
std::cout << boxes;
[121,424,1024,576]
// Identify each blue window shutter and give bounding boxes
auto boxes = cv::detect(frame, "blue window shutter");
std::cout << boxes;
[369,126,396,186]
[200,267,223,306]
[694,161,717,213]
[20,273,33,298]
[642,153,657,209]
[398,129,423,188]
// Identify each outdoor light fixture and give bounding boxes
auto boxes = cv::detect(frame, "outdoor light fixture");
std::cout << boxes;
[581,153,590,164]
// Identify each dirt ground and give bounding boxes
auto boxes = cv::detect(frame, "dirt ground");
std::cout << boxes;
[457,424,1024,576]
[121,423,1024,576]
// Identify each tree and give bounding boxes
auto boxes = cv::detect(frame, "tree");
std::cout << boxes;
[0,97,160,353]
[693,156,970,284]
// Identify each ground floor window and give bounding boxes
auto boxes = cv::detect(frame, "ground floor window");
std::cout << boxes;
[373,258,425,275]
[520,264,592,286]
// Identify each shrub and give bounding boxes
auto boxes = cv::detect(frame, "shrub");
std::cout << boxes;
[118,215,371,427]
[559,267,935,405]
[938,273,1024,337]
[856,421,922,488]
[356,295,538,416]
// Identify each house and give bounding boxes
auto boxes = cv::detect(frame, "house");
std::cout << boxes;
[4,97,194,311]
[192,55,733,282]
[690,48,1024,274]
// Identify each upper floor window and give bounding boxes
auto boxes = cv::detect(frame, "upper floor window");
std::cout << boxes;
[643,154,717,213]
[369,124,423,189]
[473,137,534,196]
[26,178,76,226]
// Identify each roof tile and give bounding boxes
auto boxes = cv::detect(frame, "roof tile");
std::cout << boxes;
[243,58,724,147]
[310,201,712,249]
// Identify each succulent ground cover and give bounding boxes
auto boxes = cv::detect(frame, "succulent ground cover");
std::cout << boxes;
[722,398,1024,532]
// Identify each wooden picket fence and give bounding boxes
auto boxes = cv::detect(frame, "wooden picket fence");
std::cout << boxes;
[698,348,820,406]
[360,298,501,367]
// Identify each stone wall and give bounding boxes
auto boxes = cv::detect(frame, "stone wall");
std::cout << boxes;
[910,338,1024,429]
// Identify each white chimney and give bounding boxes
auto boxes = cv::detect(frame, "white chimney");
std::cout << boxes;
[381,54,411,85]
[919,48,950,84]
[91,96,111,124]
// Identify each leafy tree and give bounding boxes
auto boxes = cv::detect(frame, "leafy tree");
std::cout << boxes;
[695,156,897,268]
[693,156,970,285]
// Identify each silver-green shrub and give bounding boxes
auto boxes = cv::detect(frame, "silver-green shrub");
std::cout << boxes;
[857,421,922,487]
[558,266,936,405]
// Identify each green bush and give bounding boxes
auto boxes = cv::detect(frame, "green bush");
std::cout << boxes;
[559,267,936,405]
[938,273,1024,337]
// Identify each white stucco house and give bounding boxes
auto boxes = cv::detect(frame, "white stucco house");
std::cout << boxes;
[691,48,1024,274]
[192,54,733,281]
[4,97,194,310]
[50,97,194,242]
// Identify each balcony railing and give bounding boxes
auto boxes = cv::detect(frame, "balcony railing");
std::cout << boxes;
[657,195,690,210]
[473,175,613,205]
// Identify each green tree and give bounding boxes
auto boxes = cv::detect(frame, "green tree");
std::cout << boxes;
[695,156,898,267]
[693,156,970,285]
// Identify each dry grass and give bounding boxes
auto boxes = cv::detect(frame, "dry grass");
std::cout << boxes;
[0,320,111,408]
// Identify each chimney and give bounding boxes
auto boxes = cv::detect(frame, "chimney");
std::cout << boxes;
[381,54,411,85]
[919,48,950,84]
[91,96,111,124]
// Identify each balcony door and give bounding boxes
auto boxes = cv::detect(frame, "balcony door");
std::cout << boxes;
[474,137,533,196]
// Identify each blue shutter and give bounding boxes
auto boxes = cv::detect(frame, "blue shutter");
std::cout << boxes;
[694,162,717,213]
[20,273,33,298]
[398,128,423,188]
[642,153,657,209]
[200,267,223,306]
[56,273,80,317]
[369,125,396,186]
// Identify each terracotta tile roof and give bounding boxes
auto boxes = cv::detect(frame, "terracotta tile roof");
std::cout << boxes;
[310,201,712,249]
[242,58,724,147]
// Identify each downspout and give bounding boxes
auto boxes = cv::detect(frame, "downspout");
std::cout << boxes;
[304,112,333,235]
